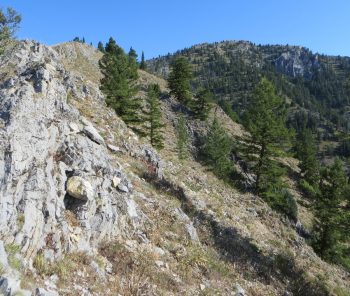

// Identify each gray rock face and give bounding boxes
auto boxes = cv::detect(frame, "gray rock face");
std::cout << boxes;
[35,287,59,296]
[233,284,246,296]
[83,125,105,145]
[0,276,31,296]
[0,241,9,269]
[0,40,144,260]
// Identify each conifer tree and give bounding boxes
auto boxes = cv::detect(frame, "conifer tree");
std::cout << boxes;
[202,117,233,180]
[192,88,213,120]
[168,57,192,105]
[177,115,189,160]
[140,51,146,70]
[97,41,105,52]
[0,7,21,51]
[313,159,350,266]
[296,128,320,187]
[242,78,291,194]
[145,84,165,149]
[99,37,142,126]
[128,47,138,79]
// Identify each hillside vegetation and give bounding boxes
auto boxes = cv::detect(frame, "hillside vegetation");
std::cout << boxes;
[0,8,349,295]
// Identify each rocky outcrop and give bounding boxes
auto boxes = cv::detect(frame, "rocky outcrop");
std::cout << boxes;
[0,41,145,262]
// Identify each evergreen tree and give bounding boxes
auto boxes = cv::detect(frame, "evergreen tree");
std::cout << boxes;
[99,37,142,126]
[313,159,350,268]
[177,115,189,160]
[202,117,233,180]
[140,51,146,70]
[128,47,138,79]
[219,100,239,122]
[97,41,104,52]
[144,84,165,149]
[0,7,21,47]
[295,128,320,187]
[168,57,192,105]
[192,88,213,120]
[242,78,291,194]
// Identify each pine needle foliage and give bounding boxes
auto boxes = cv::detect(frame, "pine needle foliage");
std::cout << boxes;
[312,159,350,270]
[202,117,233,181]
[168,57,193,106]
[242,77,291,194]
[144,84,165,149]
[192,88,213,121]
[0,7,21,54]
[99,37,142,127]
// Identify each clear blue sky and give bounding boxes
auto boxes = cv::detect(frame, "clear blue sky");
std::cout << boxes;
[2,0,349,59]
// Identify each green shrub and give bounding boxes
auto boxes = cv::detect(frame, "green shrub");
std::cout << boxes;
[298,179,319,198]
[33,252,47,275]
[5,243,22,270]
[0,262,5,275]
[264,189,298,221]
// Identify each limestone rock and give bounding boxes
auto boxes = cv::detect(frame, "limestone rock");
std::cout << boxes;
[107,144,120,153]
[185,222,200,242]
[0,40,145,261]
[83,125,105,145]
[112,176,122,188]
[66,176,94,201]
[0,276,31,296]
[35,287,59,296]
[68,122,80,133]
[0,241,9,269]
[233,284,245,296]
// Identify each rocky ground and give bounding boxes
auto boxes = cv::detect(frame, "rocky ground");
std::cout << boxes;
[0,41,348,295]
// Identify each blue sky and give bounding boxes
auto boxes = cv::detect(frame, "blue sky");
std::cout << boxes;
[2,0,349,59]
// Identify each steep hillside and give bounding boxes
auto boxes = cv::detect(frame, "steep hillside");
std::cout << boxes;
[146,41,350,132]
[0,41,349,296]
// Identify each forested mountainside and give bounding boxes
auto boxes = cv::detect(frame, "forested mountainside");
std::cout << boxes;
[146,41,350,133]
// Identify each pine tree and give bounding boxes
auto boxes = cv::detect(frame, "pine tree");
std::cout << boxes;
[177,115,189,160]
[313,159,350,267]
[192,88,213,120]
[168,57,192,105]
[242,78,291,194]
[296,128,320,187]
[128,47,138,79]
[140,51,146,70]
[99,37,142,126]
[0,7,21,48]
[145,84,165,149]
[97,41,104,52]
[202,117,233,180]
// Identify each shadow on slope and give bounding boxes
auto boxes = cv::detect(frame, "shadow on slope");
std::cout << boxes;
[143,172,329,296]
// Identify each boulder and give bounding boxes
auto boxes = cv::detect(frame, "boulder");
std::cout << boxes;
[83,125,105,145]
[233,284,245,296]
[185,222,200,242]
[68,122,80,133]
[66,176,94,201]
[107,144,120,153]
[112,176,122,188]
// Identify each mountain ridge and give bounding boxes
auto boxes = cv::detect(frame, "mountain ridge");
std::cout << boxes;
[0,40,349,295]
[146,40,350,133]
